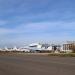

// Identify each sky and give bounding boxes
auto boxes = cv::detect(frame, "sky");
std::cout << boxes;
[0,0,75,47]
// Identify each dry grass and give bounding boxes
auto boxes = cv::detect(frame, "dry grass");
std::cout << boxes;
[48,53,75,57]
[0,51,75,57]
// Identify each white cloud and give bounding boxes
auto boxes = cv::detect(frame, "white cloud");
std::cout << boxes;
[0,21,75,47]
[0,21,75,35]
[0,20,7,25]
[0,28,12,34]
[21,21,75,31]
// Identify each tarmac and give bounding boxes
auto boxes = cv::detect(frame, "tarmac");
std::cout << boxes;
[0,54,75,75]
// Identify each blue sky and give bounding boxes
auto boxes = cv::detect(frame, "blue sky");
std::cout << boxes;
[0,0,75,47]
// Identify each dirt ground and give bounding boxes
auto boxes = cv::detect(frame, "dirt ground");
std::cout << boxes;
[0,54,75,75]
